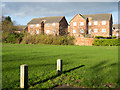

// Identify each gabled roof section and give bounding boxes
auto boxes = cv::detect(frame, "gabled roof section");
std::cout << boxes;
[69,14,86,23]
[28,16,64,24]
[82,13,112,21]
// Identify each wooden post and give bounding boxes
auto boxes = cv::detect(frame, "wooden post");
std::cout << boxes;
[20,64,28,89]
[57,59,62,74]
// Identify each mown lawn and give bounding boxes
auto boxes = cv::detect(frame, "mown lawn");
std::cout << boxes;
[2,44,119,88]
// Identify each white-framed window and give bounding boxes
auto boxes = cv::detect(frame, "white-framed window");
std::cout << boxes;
[30,30,33,34]
[89,22,91,26]
[94,29,98,33]
[30,24,34,28]
[94,21,98,25]
[116,29,119,33]
[36,30,39,34]
[46,30,50,34]
[73,22,77,26]
[52,23,56,26]
[102,21,106,25]
[80,29,84,33]
[46,23,49,27]
[53,30,55,33]
[80,22,84,26]
[36,24,39,27]
[116,33,119,37]
[73,30,76,33]
[88,29,91,34]
[102,29,106,32]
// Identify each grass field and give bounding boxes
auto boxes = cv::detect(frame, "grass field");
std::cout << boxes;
[2,44,119,88]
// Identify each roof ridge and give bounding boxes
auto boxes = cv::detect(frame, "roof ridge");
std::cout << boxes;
[82,13,112,16]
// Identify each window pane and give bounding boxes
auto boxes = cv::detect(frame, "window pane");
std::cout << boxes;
[80,29,84,33]
[80,22,84,26]
[30,24,34,28]
[46,30,50,34]
[102,21,106,25]
[73,22,77,26]
[89,22,91,26]
[94,21,97,25]
[73,30,76,33]
[46,23,49,27]
[52,23,56,26]
[94,29,98,33]
[36,30,39,34]
[36,24,39,27]
[88,29,91,34]
[102,29,106,32]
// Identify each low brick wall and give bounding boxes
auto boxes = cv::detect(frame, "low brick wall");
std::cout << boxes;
[74,37,94,46]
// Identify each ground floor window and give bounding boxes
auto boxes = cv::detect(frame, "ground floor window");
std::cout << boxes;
[46,30,50,34]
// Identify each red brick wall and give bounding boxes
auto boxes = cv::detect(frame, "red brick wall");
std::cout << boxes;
[88,20,110,37]
[74,37,94,46]
[69,14,87,37]
[44,23,59,35]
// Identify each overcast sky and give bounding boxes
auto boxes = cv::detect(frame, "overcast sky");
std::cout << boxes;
[1,2,119,25]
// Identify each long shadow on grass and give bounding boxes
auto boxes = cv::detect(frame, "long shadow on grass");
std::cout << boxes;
[31,65,85,87]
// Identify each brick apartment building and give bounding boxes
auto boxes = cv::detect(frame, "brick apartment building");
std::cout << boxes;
[112,24,120,37]
[69,13,113,38]
[27,16,68,36]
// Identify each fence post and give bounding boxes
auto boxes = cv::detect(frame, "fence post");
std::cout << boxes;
[20,64,28,89]
[57,59,62,74]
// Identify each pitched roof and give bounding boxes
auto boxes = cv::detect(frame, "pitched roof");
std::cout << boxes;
[28,16,64,24]
[113,24,120,29]
[82,13,112,21]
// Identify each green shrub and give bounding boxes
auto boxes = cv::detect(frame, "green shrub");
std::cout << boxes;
[5,33,24,44]
[21,34,74,45]
[93,39,120,46]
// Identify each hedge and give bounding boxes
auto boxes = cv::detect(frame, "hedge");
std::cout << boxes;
[93,39,120,46]
[21,34,74,45]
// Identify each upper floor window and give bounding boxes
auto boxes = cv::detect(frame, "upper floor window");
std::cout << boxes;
[73,22,77,26]
[80,22,84,26]
[46,30,50,34]
[102,21,106,25]
[89,22,91,26]
[94,21,98,25]
[73,30,76,33]
[36,24,39,27]
[30,24,34,28]
[80,29,84,33]
[46,23,49,27]
[102,29,106,32]
[88,29,91,34]
[94,29,98,33]
[52,23,56,26]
